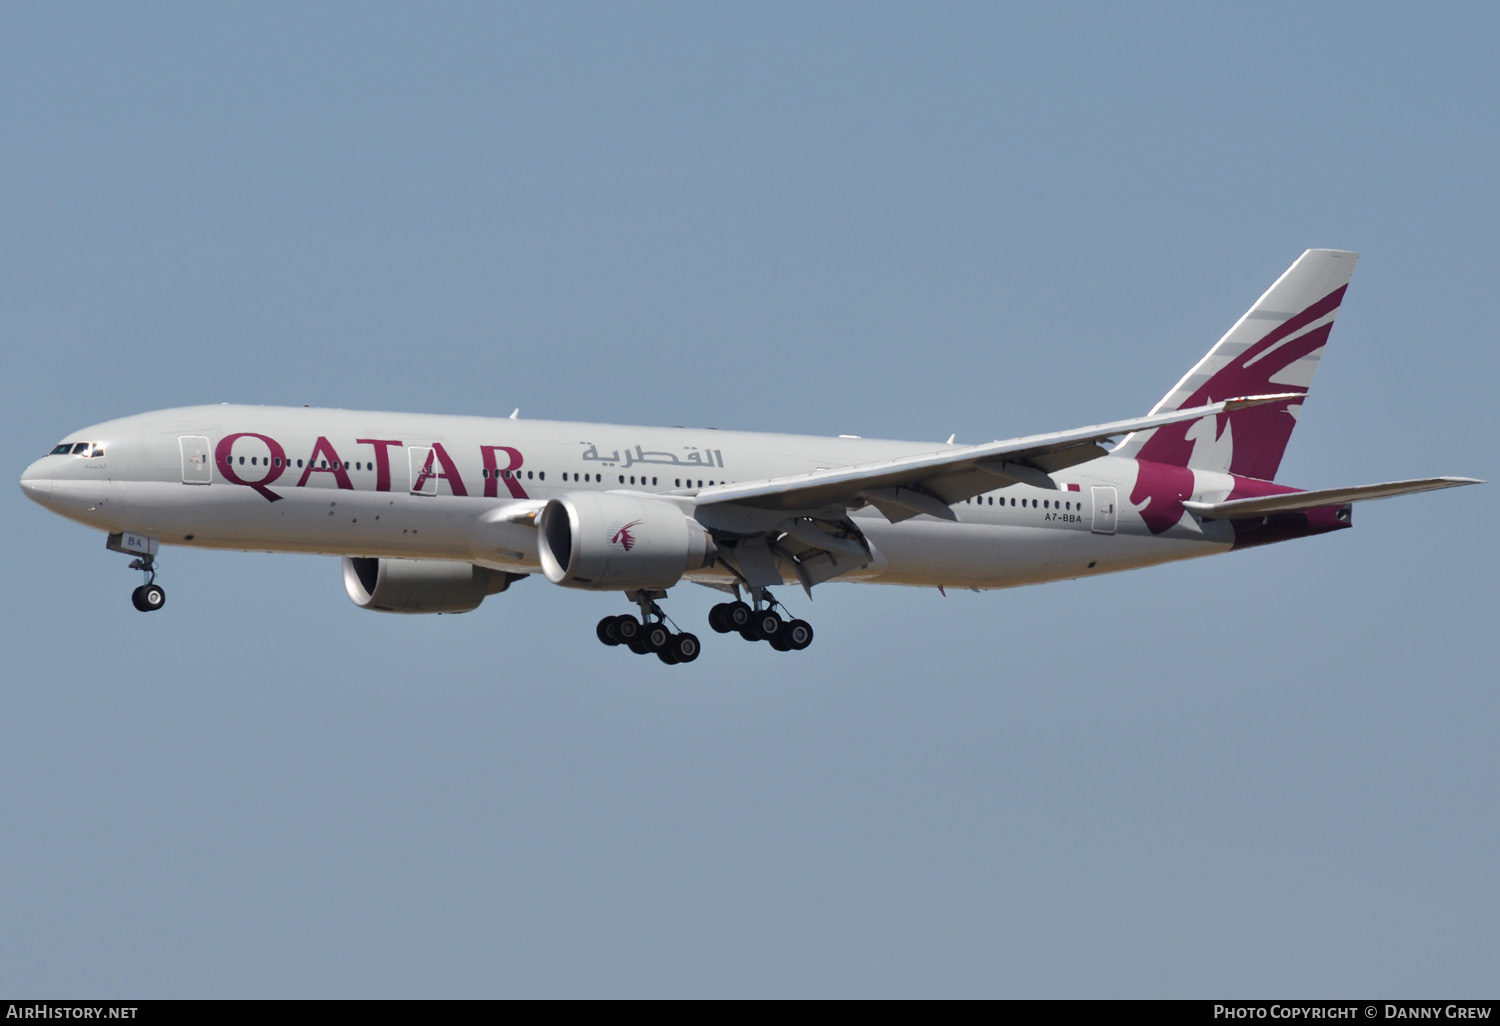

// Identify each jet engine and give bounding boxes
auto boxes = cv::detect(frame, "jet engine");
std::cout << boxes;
[343,557,524,613]
[537,492,714,590]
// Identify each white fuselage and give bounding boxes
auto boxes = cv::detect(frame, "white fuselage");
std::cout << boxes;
[21,404,1244,593]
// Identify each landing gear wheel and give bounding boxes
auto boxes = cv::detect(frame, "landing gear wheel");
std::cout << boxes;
[597,616,622,646]
[753,609,783,644]
[657,646,680,665]
[614,615,642,645]
[670,632,701,663]
[642,622,672,653]
[132,584,165,612]
[785,619,813,651]
[724,601,752,632]
[708,603,734,634]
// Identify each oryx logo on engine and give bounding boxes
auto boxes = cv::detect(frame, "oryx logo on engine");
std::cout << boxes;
[611,520,643,551]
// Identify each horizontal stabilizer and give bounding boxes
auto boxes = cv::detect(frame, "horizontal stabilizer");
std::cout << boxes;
[1183,477,1483,519]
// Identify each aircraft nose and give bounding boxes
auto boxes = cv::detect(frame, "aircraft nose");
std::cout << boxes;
[19,460,53,507]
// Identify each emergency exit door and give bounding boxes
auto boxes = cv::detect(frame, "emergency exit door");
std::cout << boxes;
[1091,485,1117,534]
[180,436,212,484]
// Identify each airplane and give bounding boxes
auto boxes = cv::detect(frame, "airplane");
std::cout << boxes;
[19,250,1480,664]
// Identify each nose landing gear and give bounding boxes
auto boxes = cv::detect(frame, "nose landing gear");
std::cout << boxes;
[128,556,165,612]
[107,532,166,613]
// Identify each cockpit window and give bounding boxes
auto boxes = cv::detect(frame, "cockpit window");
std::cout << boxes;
[50,442,104,457]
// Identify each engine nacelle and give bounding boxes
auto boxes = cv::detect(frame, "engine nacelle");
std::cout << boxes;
[343,557,523,614]
[538,492,714,590]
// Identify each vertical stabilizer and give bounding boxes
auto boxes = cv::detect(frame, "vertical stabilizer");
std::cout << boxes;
[1113,249,1358,481]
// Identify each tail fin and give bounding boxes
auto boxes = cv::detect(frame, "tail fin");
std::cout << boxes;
[1113,249,1358,481]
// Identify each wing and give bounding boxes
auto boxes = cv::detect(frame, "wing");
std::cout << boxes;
[494,395,1302,594]
[695,394,1297,523]
[685,394,1297,593]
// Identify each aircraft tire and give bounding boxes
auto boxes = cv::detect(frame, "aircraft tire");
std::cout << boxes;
[708,603,733,633]
[786,619,813,651]
[754,610,783,643]
[642,622,672,652]
[138,584,165,612]
[724,601,752,631]
[597,616,622,646]
[671,632,701,663]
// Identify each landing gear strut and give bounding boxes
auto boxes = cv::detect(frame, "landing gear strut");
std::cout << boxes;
[708,588,813,652]
[596,590,700,665]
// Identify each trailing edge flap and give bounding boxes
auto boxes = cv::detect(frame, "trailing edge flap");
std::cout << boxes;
[1182,477,1483,520]
[694,394,1298,522]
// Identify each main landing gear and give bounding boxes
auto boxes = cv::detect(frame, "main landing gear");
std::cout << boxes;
[708,589,813,652]
[129,555,166,613]
[596,588,814,663]
[597,590,701,665]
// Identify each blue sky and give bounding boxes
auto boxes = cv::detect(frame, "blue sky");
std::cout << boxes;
[3,3,1495,997]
